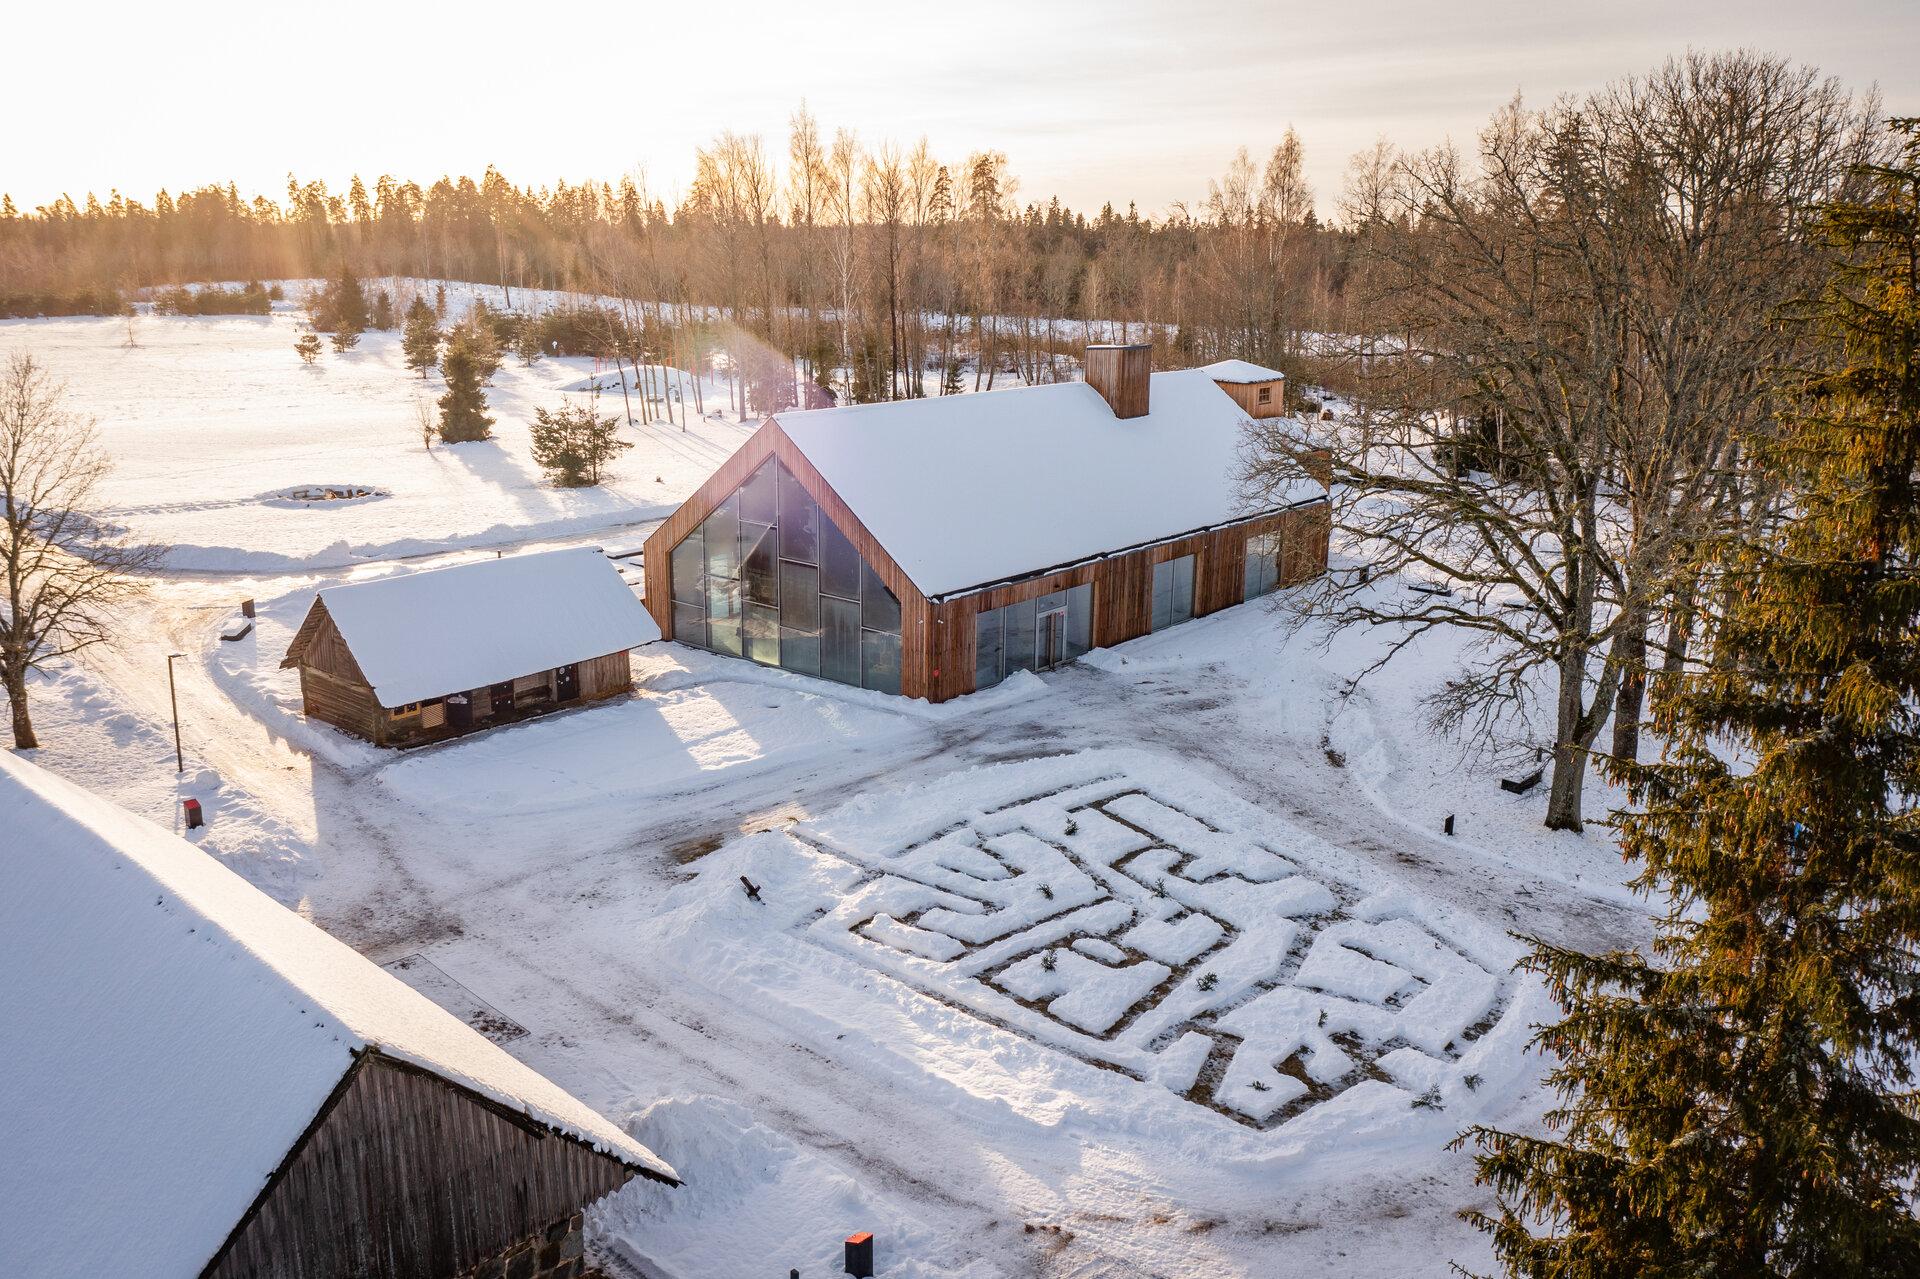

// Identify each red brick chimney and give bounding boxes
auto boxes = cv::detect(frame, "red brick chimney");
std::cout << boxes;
[1084,343,1151,418]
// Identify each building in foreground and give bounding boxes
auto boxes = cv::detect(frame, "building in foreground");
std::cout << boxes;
[282,547,652,746]
[641,345,1328,702]
[0,751,676,1279]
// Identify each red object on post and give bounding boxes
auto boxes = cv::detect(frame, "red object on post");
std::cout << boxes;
[844,1231,874,1278]
[182,797,204,830]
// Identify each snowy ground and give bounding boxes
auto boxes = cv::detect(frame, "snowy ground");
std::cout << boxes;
[6,310,1651,1277]
[0,309,756,572]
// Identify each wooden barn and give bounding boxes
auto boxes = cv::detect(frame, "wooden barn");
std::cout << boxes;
[0,751,677,1279]
[282,547,653,746]
[640,345,1328,702]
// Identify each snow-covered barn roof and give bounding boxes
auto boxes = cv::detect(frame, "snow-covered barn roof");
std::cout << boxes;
[288,546,655,707]
[773,368,1320,598]
[1200,358,1286,384]
[0,753,675,1277]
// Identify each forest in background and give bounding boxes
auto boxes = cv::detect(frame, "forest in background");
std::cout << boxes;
[0,107,1346,404]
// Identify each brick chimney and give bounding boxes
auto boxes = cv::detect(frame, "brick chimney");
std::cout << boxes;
[1084,343,1151,418]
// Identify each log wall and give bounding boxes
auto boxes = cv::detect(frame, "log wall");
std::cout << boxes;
[204,1054,647,1279]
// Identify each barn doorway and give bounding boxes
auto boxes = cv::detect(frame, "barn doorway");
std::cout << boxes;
[1038,607,1068,670]
[555,663,580,703]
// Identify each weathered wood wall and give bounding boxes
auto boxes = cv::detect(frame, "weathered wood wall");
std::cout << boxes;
[1214,375,1288,419]
[577,651,631,700]
[205,1053,646,1279]
[916,499,1328,702]
[296,667,385,744]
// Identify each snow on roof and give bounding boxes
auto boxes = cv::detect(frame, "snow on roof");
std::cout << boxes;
[0,754,675,1277]
[774,368,1321,597]
[303,547,654,707]
[1201,358,1287,384]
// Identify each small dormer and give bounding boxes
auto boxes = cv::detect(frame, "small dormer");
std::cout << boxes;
[1203,359,1286,419]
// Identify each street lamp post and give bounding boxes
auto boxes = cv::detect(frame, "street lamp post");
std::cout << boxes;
[166,652,185,774]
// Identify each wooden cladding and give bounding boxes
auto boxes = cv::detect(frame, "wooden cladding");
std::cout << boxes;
[284,594,637,746]
[206,1053,647,1279]
[918,500,1329,702]
[1214,375,1288,420]
[1084,344,1153,419]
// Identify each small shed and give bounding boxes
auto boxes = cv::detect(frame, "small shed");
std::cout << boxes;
[0,752,677,1278]
[282,547,654,746]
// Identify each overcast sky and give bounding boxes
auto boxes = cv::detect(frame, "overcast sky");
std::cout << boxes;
[8,0,1917,220]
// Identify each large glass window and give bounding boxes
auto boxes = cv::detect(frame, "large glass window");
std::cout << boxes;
[972,582,1093,690]
[1151,555,1195,632]
[1244,532,1281,600]
[670,457,903,693]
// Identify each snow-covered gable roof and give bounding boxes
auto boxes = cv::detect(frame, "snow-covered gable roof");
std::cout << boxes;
[1201,358,1286,384]
[302,547,654,707]
[0,754,675,1277]
[773,368,1320,597]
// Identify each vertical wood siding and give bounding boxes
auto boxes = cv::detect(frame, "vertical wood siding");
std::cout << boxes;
[1084,345,1153,418]
[205,1055,645,1279]
[919,500,1329,702]
[1214,376,1288,419]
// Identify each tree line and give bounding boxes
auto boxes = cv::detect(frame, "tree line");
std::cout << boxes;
[0,113,1347,406]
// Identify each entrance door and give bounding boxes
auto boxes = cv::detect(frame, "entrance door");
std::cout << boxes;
[1038,608,1068,670]
[555,663,581,702]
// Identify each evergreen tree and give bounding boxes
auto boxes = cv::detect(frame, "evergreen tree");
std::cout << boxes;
[513,321,544,366]
[400,299,440,378]
[328,326,359,354]
[529,396,630,486]
[1459,123,1920,1279]
[322,262,369,334]
[434,283,448,319]
[294,332,322,365]
[436,330,494,443]
[371,288,395,330]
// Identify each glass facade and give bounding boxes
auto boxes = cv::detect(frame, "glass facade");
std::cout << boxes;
[973,583,1093,690]
[1244,531,1282,600]
[671,457,903,693]
[1149,555,1196,632]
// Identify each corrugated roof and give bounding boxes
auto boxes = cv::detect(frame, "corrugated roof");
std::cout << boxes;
[0,754,675,1276]
[301,547,655,707]
[773,368,1320,597]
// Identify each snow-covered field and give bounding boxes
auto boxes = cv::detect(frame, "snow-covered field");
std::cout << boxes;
[5,309,1649,1277]
[0,308,755,572]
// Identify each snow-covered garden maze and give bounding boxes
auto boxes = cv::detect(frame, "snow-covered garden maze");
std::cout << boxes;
[784,754,1527,1130]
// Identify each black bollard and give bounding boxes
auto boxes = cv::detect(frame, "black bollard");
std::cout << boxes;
[845,1231,874,1278]
[1443,813,1455,837]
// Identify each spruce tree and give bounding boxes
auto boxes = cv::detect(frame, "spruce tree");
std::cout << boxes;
[529,397,629,486]
[1458,123,1920,1279]
[324,263,369,335]
[437,330,494,443]
[293,332,321,365]
[401,299,440,378]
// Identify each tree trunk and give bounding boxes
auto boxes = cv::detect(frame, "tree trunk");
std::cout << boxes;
[1609,600,1649,763]
[1545,646,1589,831]
[5,666,36,750]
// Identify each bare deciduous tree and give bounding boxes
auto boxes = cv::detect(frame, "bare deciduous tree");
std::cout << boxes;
[1246,52,1878,831]
[0,353,165,748]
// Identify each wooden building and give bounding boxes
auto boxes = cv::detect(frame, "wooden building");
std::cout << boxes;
[0,751,677,1279]
[282,547,652,746]
[641,346,1328,703]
